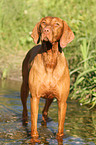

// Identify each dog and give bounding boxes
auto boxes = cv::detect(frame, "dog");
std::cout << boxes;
[21,16,74,142]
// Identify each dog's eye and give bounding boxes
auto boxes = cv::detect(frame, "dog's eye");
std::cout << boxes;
[42,21,46,25]
[55,23,60,26]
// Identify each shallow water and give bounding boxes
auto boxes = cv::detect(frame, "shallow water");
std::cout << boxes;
[0,79,96,145]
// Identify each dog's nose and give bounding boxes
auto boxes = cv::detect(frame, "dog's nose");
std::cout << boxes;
[43,27,50,33]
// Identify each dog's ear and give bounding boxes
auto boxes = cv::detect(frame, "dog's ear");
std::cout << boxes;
[31,22,41,44]
[60,21,74,48]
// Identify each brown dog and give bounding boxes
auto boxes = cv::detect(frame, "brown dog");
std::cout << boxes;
[21,16,74,142]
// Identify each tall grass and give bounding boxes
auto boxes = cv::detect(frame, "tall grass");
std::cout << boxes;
[80,39,90,70]
[71,38,96,108]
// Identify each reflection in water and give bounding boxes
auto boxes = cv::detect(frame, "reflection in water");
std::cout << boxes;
[0,79,96,144]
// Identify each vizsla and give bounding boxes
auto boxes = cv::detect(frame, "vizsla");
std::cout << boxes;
[21,16,74,142]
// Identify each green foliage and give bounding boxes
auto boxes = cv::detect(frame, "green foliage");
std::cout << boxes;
[0,0,96,50]
[0,0,96,107]
[71,38,96,108]
[80,39,90,70]
[0,0,32,50]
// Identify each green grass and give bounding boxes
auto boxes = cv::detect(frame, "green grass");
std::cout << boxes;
[0,0,96,50]
[80,39,90,70]
[0,0,96,107]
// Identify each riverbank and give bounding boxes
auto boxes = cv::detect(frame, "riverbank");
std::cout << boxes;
[0,49,27,81]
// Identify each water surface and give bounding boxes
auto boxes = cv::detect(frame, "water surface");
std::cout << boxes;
[0,80,96,145]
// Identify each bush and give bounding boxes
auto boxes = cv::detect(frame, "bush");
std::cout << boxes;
[71,38,96,108]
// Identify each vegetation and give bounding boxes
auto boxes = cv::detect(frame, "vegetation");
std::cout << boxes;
[71,38,96,108]
[0,0,96,107]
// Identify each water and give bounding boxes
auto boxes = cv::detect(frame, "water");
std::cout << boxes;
[0,79,96,145]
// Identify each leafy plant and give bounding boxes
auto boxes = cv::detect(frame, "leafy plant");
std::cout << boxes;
[80,39,90,70]
[71,38,96,108]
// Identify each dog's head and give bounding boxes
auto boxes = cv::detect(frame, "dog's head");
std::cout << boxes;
[31,16,74,48]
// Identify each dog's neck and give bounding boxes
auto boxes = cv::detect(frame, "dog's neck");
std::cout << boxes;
[41,41,59,71]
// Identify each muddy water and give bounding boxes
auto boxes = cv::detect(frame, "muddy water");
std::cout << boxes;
[0,79,96,145]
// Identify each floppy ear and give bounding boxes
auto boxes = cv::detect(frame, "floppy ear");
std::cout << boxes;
[60,21,74,48]
[31,22,40,44]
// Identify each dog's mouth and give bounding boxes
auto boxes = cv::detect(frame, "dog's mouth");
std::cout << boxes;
[43,37,49,42]
[41,32,52,44]
[41,37,52,45]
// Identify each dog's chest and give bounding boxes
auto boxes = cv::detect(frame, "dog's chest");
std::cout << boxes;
[29,52,66,97]
[42,49,57,70]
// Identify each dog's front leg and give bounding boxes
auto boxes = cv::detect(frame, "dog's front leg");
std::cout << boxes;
[57,100,67,139]
[30,97,40,141]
